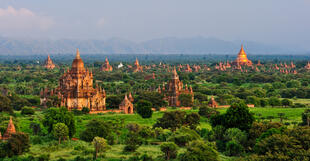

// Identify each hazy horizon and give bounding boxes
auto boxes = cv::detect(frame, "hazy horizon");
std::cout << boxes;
[0,0,309,50]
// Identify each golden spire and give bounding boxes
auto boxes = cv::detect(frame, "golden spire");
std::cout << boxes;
[239,44,246,56]
[76,48,81,59]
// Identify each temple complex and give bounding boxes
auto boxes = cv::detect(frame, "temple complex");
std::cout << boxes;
[101,58,113,72]
[158,67,194,107]
[208,96,218,108]
[232,45,252,66]
[57,49,106,111]
[132,58,143,72]
[1,117,16,140]
[43,55,56,69]
[119,94,134,114]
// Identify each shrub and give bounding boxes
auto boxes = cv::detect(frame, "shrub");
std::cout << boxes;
[179,140,219,161]
[224,128,247,146]
[21,106,35,115]
[198,106,219,118]
[7,132,30,157]
[168,127,200,147]
[81,107,90,114]
[136,100,153,118]
[225,141,244,156]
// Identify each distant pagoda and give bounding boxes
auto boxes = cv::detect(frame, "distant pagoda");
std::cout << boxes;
[119,94,134,114]
[1,117,16,140]
[101,58,113,71]
[132,58,143,72]
[43,54,56,69]
[232,45,252,66]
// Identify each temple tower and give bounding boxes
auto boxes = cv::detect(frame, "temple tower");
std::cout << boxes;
[232,45,252,66]
[2,116,16,140]
[43,54,56,69]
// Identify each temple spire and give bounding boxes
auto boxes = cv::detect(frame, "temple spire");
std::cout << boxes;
[76,48,81,59]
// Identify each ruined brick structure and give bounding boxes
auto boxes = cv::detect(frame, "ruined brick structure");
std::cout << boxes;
[208,96,218,108]
[119,94,134,114]
[158,67,194,107]
[43,54,56,69]
[101,58,113,71]
[132,58,143,72]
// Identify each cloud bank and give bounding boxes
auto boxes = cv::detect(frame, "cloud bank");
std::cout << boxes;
[0,6,54,37]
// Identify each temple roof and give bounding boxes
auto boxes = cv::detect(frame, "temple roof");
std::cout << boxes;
[71,48,85,71]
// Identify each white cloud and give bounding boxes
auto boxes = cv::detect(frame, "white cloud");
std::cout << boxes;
[0,6,54,36]
[97,17,105,27]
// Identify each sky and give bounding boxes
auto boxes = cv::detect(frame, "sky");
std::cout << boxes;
[0,0,310,49]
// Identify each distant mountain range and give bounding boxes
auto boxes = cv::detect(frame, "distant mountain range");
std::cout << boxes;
[0,36,307,55]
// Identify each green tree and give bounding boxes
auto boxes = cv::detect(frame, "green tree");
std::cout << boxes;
[43,107,75,137]
[278,113,285,123]
[225,140,244,156]
[198,105,219,118]
[185,112,200,129]
[301,109,310,126]
[154,111,186,131]
[168,127,201,147]
[53,123,69,144]
[7,133,30,157]
[254,134,307,160]
[179,94,193,107]
[80,119,115,142]
[136,100,153,118]
[210,102,255,131]
[224,128,247,146]
[0,94,13,113]
[268,97,281,107]
[160,142,178,160]
[179,140,219,161]
[281,99,293,107]
[21,106,35,115]
[92,137,110,159]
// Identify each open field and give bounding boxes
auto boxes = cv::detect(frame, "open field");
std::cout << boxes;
[7,106,307,160]
[15,106,308,138]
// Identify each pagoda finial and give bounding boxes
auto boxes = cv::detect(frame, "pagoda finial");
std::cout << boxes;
[124,93,128,100]
[76,48,81,59]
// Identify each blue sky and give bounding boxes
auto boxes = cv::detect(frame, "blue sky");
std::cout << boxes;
[0,0,309,49]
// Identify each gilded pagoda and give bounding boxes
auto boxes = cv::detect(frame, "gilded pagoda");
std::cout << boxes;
[232,45,252,66]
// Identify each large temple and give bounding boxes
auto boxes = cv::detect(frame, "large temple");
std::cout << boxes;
[101,58,113,72]
[158,67,194,107]
[232,45,253,66]
[43,55,56,69]
[56,49,106,111]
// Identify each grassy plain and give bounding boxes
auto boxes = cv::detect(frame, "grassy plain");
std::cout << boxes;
[9,105,308,160]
